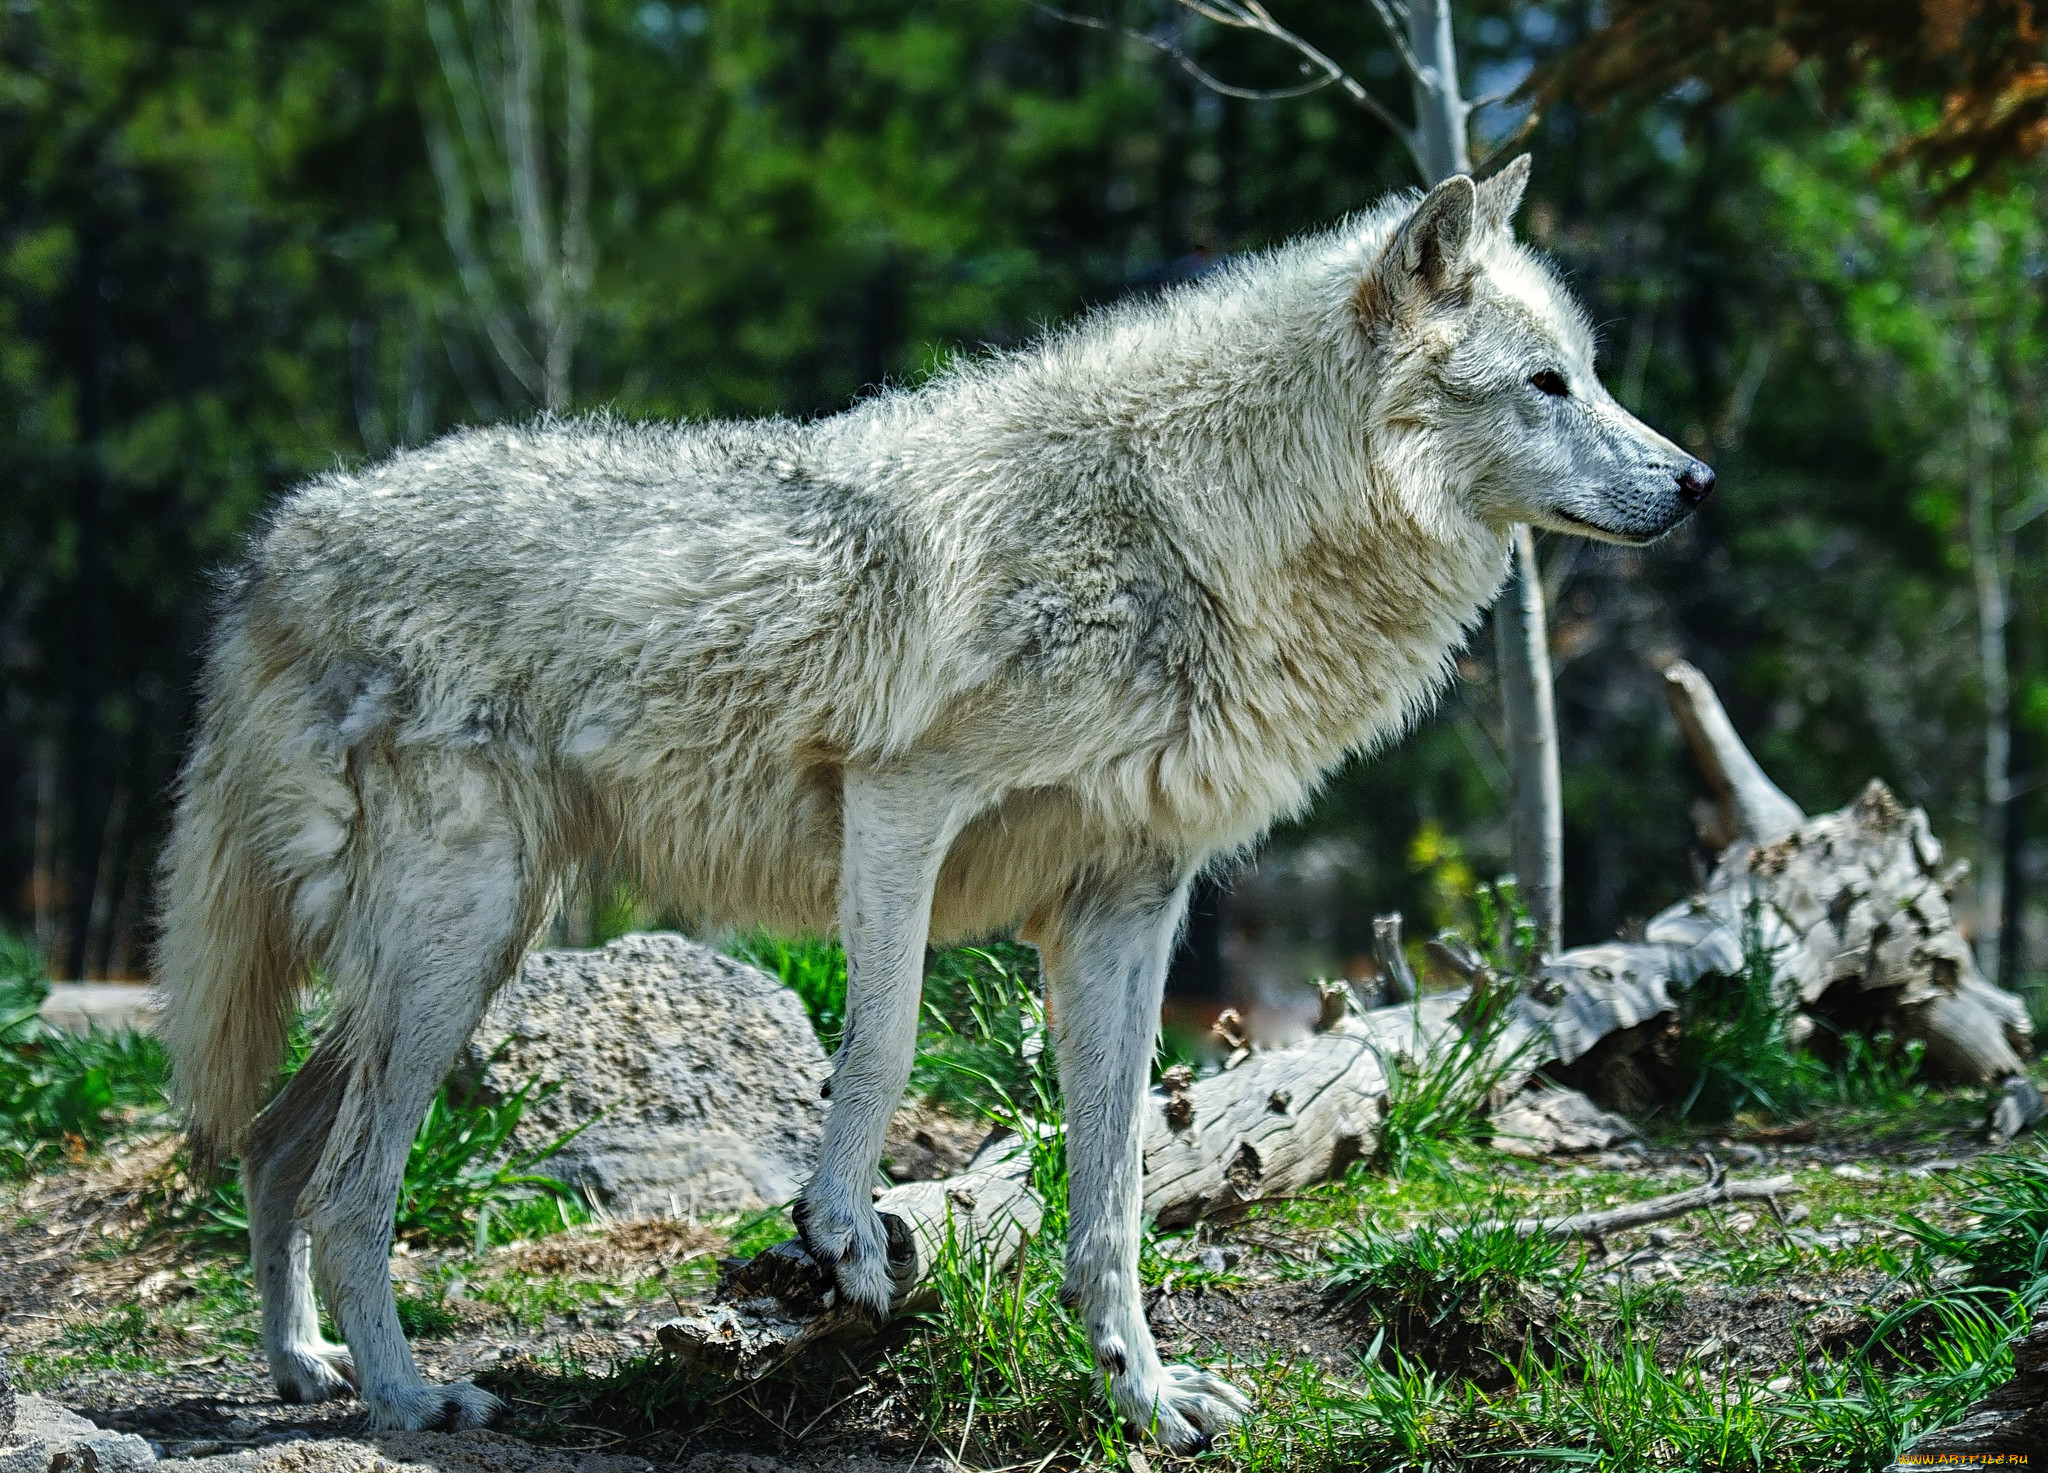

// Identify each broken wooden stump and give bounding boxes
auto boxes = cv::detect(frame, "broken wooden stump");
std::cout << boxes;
[1538,664,2034,1105]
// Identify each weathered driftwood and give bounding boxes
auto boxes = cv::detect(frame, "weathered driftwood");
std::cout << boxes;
[658,661,2038,1377]
[1527,662,2035,1101]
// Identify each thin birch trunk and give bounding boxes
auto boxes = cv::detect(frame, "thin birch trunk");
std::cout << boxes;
[1956,299,2012,983]
[1405,0,1468,181]
[423,0,593,413]
[1405,0,1564,953]
[1496,527,1564,953]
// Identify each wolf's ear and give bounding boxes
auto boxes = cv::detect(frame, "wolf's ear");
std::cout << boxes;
[1475,154,1531,236]
[1384,175,1477,303]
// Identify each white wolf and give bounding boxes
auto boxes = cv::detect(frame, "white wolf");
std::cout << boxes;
[156,158,1710,1452]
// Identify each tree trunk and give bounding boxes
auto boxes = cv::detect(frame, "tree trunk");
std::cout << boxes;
[1405,0,1469,180]
[1495,528,1563,955]
[1953,292,2012,983]
[1406,0,1564,952]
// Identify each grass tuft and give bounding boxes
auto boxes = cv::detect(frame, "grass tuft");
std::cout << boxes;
[1,937,171,1177]
[1323,1215,1585,1383]
[175,1063,593,1253]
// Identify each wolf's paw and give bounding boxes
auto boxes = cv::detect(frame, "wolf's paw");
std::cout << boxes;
[1119,1360,1250,1454]
[365,1380,503,1431]
[791,1197,917,1326]
[270,1341,356,1404]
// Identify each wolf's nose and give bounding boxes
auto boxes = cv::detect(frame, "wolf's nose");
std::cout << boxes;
[1675,460,1716,506]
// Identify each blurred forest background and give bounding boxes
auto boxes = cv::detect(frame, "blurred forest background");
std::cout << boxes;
[2,0,2044,1019]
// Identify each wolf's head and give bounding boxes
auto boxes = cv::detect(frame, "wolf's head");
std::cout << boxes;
[1359,157,1712,545]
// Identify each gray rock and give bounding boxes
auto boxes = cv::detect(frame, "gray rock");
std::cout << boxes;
[38,984,160,1036]
[464,932,829,1218]
[1491,1084,1639,1158]
[1989,1073,2045,1144]
[0,1394,156,1473]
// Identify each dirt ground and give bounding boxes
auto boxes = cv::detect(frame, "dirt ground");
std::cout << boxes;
[0,1102,2016,1472]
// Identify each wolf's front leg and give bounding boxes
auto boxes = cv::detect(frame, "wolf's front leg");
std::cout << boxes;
[798,768,980,1323]
[1042,869,1250,1453]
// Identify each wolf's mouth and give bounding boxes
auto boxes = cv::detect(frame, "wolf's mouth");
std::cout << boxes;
[1549,506,1650,544]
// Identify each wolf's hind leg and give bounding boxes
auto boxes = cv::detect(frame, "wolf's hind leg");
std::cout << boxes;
[797,768,979,1324]
[246,1031,355,1403]
[1042,869,1250,1454]
[300,770,534,1431]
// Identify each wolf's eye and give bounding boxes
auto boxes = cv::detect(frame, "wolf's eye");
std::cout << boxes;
[1529,369,1570,398]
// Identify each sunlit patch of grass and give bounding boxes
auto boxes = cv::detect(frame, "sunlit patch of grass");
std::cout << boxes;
[173,1260,264,1346]
[891,1213,1130,1465]
[19,1301,167,1388]
[1898,1144,2048,1304]
[2,955,172,1177]
[473,1270,621,1331]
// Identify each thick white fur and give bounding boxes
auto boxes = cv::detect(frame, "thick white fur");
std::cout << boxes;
[156,163,1703,1450]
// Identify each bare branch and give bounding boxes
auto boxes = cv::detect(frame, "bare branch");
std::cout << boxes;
[1034,2,1422,171]
[1039,5,1339,102]
[1492,1173,1797,1242]
[1361,0,1425,86]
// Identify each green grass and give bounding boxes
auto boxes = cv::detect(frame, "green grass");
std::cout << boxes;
[1323,1214,1587,1380]
[1,940,172,1176]
[17,1300,167,1388]
[728,932,1051,1118]
[1669,900,1933,1127]
[1897,1144,2048,1305]
[175,1065,593,1254]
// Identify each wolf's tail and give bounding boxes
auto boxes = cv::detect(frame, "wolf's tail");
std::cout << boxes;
[155,705,302,1166]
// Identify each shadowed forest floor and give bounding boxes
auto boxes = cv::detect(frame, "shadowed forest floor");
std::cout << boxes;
[6,1077,2042,1472]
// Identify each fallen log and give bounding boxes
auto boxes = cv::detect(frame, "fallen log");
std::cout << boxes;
[659,989,1469,1376]
[1537,662,2033,1096]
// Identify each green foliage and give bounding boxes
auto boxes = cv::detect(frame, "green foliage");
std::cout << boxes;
[1324,1216,1584,1381]
[0,934,169,1177]
[173,1043,592,1253]
[58,1299,151,1356]
[1899,1146,2048,1306]
[1371,980,1528,1180]
[912,942,1049,1120]
[896,1216,1122,1464]
[1473,875,1542,980]
[397,1076,593,1249]
[1325,1216,1582,1322]
[728,933,1048,1118]
[1819,1028,1930,1112]
[1671,897,1932,1125]
[395,1284,463,1339]
[726,933,848,1048]
[1672,900,1809,1124]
